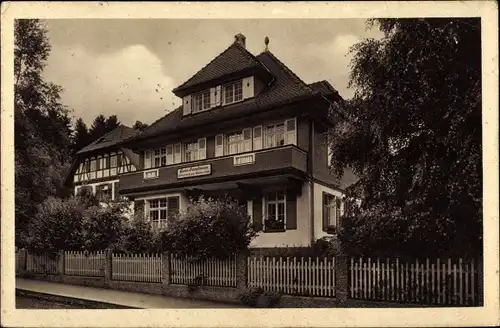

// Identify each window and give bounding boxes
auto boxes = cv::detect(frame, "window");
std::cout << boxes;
[110,155,117,167]
[265,123,285,148]
[264,191,286,231]
[323,193,342,233]
[184,141,198,162]
[95,183,112,201]
[153,147,167,168]
[148,196,180,229]
[192,90,211,113]
[226,131,244,155]
[90,159,97,171]
[223,80,243,105]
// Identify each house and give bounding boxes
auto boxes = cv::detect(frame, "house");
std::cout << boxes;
[64,124,140,204]
[114,33,356,248]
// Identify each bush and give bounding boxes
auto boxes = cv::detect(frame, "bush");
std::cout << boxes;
[159,196,257,260]
[26,196,87,252]
[311,236,341,257]
[27,195,132,252]
[114,211,161,253]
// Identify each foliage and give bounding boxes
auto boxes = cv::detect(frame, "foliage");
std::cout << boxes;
[26,196,87,252]
[132,120,149,131]
[114,211,160,253]
[159,196,257,260]
[311,236,341,257]
[26,195,131,252]
[14,19,73,247]
[71,118,91,154]
[329,18,482,258]
[81,202,128,251]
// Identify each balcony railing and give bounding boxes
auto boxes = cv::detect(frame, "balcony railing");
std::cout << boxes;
[119,145,307,193]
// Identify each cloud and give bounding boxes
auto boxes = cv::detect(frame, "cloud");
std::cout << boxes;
[43,44,180,127]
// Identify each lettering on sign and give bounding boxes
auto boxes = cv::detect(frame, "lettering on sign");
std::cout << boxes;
[177,164,211,179]
[143,169,159,180]
[234,153,255,166]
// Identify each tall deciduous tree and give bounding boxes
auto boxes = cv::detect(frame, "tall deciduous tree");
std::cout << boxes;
[331,18,482,258]
[15,19,73,246]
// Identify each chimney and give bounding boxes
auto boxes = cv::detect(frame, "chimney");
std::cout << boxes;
[234,33,246,48]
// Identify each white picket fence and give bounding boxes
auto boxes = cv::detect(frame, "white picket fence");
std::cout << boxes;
[248,256,336,297]
[350,257,481,305]
[15,251,24,274]
[64,251,106,277]
[26,252,59,275]
[111,253,162,283]
[170,254,237,287]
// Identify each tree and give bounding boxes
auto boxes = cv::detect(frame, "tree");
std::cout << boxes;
[88,114,108,141]
[72,118,91,153]
[105,115,120,132]
[331,18,481,258]
[132,120,149,131]
[15,19,73,246]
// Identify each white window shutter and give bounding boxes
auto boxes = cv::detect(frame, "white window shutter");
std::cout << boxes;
[242,76,255,99]
[174,143,182,164]
[215,85,222,106]
[183,95,192,115]
[144,150,151,169]
[253,126,262,150]
[243,128,252,152]
[166,145,173,164]
[215,134,224,157]
[285,118,297,145]
[198,138,207,160]
[210,87,217,108]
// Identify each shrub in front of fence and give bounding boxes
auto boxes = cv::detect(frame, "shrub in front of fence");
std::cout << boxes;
[159,196,257,261]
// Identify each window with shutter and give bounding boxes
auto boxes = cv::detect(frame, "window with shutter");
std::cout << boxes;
[285,118,297,145]
[243,128,252,152]
[215,134,224,157]
[166,145,173,164]
[198,138,206,160]
[174,143,182,164]
[183,95,192,115]
[263,191,286,232]
[144,150,151,169]
[253,126,262,150]
[323,193,339,234]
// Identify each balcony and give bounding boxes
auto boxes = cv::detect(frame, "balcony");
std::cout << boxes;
[119,145,307,194]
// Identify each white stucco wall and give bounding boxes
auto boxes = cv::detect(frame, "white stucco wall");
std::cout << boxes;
[250,182,312,248]
[313,182,345,240]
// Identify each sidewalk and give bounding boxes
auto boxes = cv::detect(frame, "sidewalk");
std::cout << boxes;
[16,278,243,308]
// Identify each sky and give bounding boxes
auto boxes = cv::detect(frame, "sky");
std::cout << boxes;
[42,19,383,127]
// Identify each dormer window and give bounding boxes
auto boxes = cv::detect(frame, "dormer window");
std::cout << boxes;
[192,90,211,113]
[223,80,243,105]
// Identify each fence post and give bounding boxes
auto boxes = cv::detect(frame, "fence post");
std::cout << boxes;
[161,252,170,285]
[236,251,248,290]
[58,250,65,276]
[335,255,349,303]
[105,249,113,284]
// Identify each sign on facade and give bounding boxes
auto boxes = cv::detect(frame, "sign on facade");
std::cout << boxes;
[177,164,212,179]
[234,153,255,166]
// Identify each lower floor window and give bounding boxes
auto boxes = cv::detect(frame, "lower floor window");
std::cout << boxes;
[264,191,286,231]
[323,193,341,233]
[148,196,180,229]
[95,183,112,201]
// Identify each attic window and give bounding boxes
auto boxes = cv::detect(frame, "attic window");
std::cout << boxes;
[192,90,211,113]
[223,80,243,105]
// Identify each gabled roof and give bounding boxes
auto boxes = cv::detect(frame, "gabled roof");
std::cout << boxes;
[76,125,139,155]
[172,41,263,96]
[124,50,320,144]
